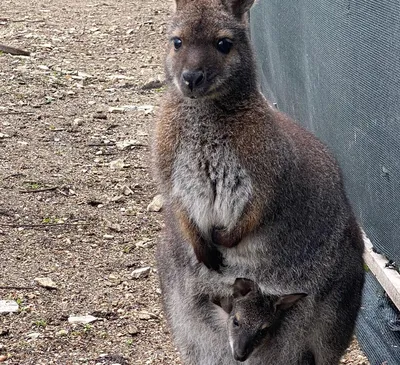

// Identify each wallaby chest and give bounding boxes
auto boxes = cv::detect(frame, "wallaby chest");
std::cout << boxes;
[171,119,253,236]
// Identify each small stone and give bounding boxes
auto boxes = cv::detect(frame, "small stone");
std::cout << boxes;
[0,133,10,139]
[56,329,68,336]
[116,139,144,150]
[109,159,128,170]
[0,300,19,313]
[111,195,125,203]
[73,118,83,126]
[107,222,122,232]
[38,65,50,71]
[68,315,98,324]
[138,311,158,320]
[131,267,151,279]
[27,332,41,339]
[127,325,139,335]
[147,194,163,212]
[121,185,133,196]
[77,71,93,79]
[0,355,8,362]
[135,239,153,249]
[137,105,154,114]
[138,312,151,320]
[108,107,125,114]
[141,79,164,90]
[126,29,135,35]
[103,234,114,240]
[34,277,58,290]
[93,112,107,120]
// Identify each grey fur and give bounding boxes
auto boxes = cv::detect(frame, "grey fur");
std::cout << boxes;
[154,0,365,364]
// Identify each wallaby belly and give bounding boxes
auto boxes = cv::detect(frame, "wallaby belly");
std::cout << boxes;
[172,137,253,236]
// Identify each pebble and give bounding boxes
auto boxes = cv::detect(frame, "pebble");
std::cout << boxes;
[127,325,139,335]
[131,267,151,279]
[68,315,98,324]
[34,277,58,290]
[27,332,40,339]
[0,300,19,313]
[147,194,163,212]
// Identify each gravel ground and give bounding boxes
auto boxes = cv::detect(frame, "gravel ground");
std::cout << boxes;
[0,0,369,364]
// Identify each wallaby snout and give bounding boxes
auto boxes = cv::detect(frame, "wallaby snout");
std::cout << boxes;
[182,69,205,92]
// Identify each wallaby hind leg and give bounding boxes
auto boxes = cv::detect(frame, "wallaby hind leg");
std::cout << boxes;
[311,278,363,364]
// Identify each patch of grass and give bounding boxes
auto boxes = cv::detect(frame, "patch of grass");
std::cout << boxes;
[42,216,62,224]
[34,319,47,328]
[27,182,42,190]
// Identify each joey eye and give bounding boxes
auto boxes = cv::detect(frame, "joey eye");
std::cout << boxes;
[172,37,182,50]
[233,317,239,327]
[216,38,233,54]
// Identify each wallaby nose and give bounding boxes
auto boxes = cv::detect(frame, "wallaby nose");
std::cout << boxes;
[182,70,204,91]
[233,352,248,362]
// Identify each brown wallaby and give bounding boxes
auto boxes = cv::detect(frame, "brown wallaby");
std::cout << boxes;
[154,0,365,364]
[214,278,308,362]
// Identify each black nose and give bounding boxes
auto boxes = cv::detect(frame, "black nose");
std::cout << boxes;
[233,352,248,362]
[182,70,204,91]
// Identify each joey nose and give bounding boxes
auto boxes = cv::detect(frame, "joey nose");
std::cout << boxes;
[233,352,248,362]
[182,70,204,91]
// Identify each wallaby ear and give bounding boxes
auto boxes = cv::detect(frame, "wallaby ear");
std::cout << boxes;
[274,293,307,311]
[233,278,258,298]
[224,0,255,19]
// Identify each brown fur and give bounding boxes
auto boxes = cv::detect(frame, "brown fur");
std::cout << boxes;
[154,2,364,363]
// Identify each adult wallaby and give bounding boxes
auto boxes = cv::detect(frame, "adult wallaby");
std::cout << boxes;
[153,0,365,364]
[214,278,307,362]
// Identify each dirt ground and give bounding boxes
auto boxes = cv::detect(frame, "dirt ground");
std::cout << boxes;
[0,0,369,364]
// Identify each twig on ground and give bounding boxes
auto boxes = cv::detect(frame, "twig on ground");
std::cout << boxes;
[19,186,58,194]
[0,222,88,228]
[0,44,30,56]
[0,286,34,290]
[0,111,35,115]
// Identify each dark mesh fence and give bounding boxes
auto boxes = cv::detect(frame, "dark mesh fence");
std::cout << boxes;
[250,0,400,265]
[249,1,400,362]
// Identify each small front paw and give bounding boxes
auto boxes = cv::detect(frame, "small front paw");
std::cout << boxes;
[193,241,225,272]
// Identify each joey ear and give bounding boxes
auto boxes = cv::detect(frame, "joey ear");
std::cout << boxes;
[224,0,255,19]
[274,293,308,311]
[233,278,258,298]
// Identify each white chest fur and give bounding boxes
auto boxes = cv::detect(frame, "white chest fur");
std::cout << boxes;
[171,136,253,237]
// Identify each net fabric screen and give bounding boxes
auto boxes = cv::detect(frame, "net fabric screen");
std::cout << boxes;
[250,0,400,266]
[249,1,400,361]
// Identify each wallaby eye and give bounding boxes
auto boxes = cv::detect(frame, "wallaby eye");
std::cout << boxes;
[233,316,240,327]
[216,38,233,54]
[172,37,182,50]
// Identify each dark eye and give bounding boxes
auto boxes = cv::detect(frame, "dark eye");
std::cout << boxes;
[216,38,233,54]
[233,317,239,327]
[172,37,182,50]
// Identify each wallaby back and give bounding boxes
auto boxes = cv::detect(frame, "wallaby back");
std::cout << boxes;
[154,0,365,364]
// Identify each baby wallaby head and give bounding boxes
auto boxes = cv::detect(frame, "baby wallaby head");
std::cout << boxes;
[228,278,307,362]
[165,0,257,100]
